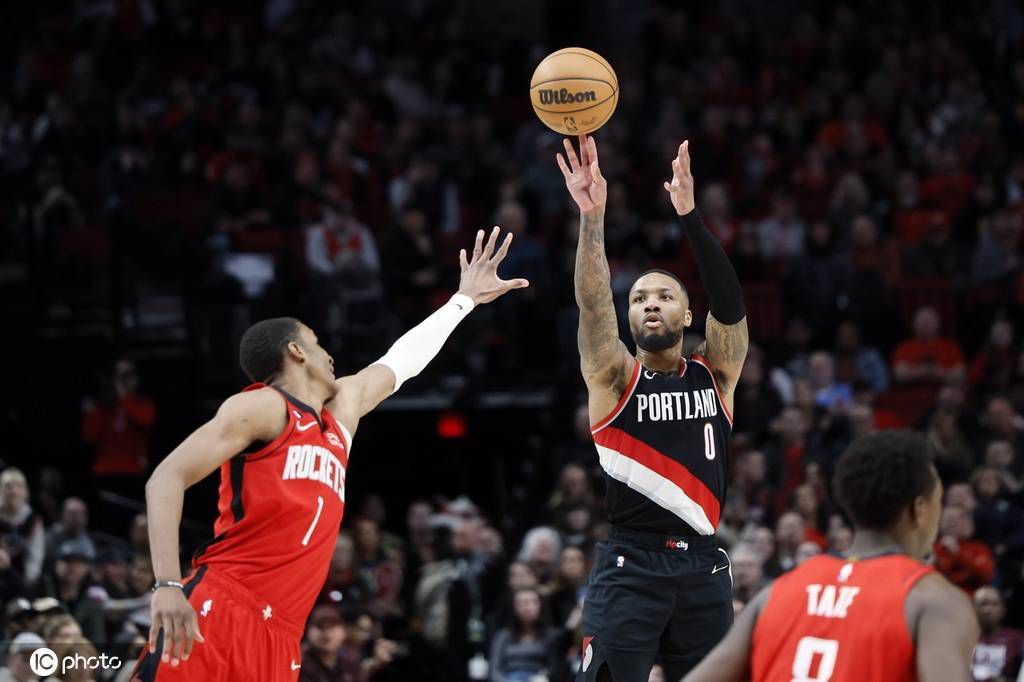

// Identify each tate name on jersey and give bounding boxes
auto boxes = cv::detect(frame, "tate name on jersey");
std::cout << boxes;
[282,444,347,502]
[636,388,719,423]
[805,584,861,619]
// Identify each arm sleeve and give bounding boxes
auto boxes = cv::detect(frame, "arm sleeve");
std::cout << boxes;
[373,294,475,394]
[678,209,745,324]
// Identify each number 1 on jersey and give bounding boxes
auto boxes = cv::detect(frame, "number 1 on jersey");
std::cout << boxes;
[302,495,325,546]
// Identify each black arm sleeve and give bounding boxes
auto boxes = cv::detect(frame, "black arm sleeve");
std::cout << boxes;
[678,208,746,325]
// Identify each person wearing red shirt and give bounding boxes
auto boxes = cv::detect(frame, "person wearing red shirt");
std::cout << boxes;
[683,430,978,682]
[933,504,995,595]
[892,306,966,384]
[82,360,157,479]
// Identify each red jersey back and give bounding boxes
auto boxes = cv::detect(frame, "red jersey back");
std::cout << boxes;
[192,384,350,630]
[751,554,934,682]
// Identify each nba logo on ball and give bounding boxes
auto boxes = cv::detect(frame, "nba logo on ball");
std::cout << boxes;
[530,48,618,135]
[30,647,59,676]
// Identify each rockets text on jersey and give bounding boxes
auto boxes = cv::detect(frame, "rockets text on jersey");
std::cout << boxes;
[191,384,351,629]
[751,554,935,682]
[590,354,732,537]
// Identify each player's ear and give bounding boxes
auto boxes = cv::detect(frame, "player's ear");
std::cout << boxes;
[684,309,693,327]
[286,341,305,362]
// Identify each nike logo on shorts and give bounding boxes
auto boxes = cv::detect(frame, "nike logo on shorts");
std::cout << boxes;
[711,564,729,574]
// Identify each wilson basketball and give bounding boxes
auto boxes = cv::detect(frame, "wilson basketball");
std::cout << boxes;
[530,48,618,135]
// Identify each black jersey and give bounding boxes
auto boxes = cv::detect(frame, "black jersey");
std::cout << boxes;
[591,354,732,536]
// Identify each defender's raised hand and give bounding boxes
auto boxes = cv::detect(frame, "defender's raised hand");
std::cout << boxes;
[457,226,530,305]
[664,139,696,216]
[557,134,607,216]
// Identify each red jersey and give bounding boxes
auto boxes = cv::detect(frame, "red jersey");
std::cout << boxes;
[192,384,351,631]
[752,554,934,682]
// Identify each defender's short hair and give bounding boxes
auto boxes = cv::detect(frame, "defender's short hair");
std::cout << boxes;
[832,430,937,531]
[635,269,689,298]
[239,317,302,383]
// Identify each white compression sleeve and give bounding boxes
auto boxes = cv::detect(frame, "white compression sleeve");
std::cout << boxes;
[373,293,475,394]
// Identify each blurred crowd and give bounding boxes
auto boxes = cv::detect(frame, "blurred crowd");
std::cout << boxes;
[3,0,1024,680]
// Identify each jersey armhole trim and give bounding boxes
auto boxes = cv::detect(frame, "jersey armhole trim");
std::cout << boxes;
[690,353,734,427]
[244,391,296,462]
[591,360,642,434]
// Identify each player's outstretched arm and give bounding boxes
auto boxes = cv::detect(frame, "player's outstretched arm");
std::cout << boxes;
[558,135,633,397]
[682,585,771,682]
[144,388,286,667]
[330,226,529,425]
[910,574,979,682]
[664,140,748,414]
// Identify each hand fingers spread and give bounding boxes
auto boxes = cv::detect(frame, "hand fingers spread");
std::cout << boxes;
[503,278,530,289]
[471,229,484,262]
[578,134,589,166]
[148,616,161,654]
[556,153,572,179]
[491,232,513,263]
[483,225,500,258]
[160,619,175,662]
[563,137,580,172]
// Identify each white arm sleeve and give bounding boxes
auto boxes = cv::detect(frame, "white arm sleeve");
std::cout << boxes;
[373,293,475,394]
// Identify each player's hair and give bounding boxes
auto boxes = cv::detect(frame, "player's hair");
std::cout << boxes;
[636,268,689,299]
[832,430,937,531]
[239,317,302,383]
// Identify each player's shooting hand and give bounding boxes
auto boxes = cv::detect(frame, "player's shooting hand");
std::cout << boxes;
[149,587,204,667]
[557,134,606,216]
[664,140,696,216]
[457,226,530,305]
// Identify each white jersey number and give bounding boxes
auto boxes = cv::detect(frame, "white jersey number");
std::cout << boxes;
[301,495,325,546]
[704,422,716,460]
[791,636,839,682]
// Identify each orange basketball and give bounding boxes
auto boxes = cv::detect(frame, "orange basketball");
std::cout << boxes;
[530,48,618,135]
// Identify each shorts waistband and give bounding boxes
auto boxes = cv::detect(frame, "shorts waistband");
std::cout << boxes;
[609,526,719,552]
[191,566,304,639]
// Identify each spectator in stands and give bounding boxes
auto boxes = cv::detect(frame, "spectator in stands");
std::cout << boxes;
[733,346,785,440]
[808,351,852,412]
[342,608,399,681]
[300,604,365,682]
[980,396,1024,462]
[756,194,805,261]
[933,505,995,594]
[305,201,381,286]
[319,533,374,608]
[971,468,1024,562]
[784,221,849,327]
[1,631,47,682]
[795,541,822,565]
[38,539,104,645]
[733,451,772,526]
[834,320,889,393]
[793,484,828,548]
[488,587,562,682]
[547,464,596,522]
[969,320,1016,395]
[902,213,964,280]
[381,206,439,318]
[0,468,44,587]
[891,306,966,384]
[81,359,157,496]
[352,517,403,618]
[546,546,587,628]
[764,407,811,509]
[926,408,976,483]
[44,498,95,570]
[516,528,561,587]
[984,440,1022,495]
[971,587,1024,682]
[764,512,805,578]
[729,543,765,605]
[42,613,82,645]
[972,209,1022,285]
[50,637,99,682]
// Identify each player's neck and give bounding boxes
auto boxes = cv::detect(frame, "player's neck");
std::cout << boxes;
[636,345,684,374]
[846,528,910,560]
[272,376,327,413]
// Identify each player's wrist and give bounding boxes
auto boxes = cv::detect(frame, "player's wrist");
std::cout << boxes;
[151,580,184,592]
[449,292,477,311]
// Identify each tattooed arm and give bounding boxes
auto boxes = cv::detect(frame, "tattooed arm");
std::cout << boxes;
[666,140,748,415]
[558,136,633,402]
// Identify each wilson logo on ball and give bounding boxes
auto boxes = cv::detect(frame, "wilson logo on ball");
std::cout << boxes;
[537,88,597,105]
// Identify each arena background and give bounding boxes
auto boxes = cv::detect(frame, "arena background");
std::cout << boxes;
[1,1,1023,680]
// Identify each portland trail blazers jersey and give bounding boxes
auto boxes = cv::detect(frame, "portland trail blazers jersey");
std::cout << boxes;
[192,384,351,629]
[591,353,732,536]
[752,554,934,682]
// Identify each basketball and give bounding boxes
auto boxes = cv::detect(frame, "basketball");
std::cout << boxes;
[530,47,618,135]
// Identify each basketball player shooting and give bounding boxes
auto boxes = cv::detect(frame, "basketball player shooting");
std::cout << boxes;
[131,228,528,680]
[683,431,978,682]
[558,136,748,681]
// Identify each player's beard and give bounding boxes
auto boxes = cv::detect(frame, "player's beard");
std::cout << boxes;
[634,325,683,352]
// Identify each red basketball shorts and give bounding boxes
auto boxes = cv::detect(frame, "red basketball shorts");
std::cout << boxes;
[131,565,304,682]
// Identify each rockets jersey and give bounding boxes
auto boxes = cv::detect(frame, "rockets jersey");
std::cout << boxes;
[590,354,732,536]
[192,384,351,629]
[752,554,935,682]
